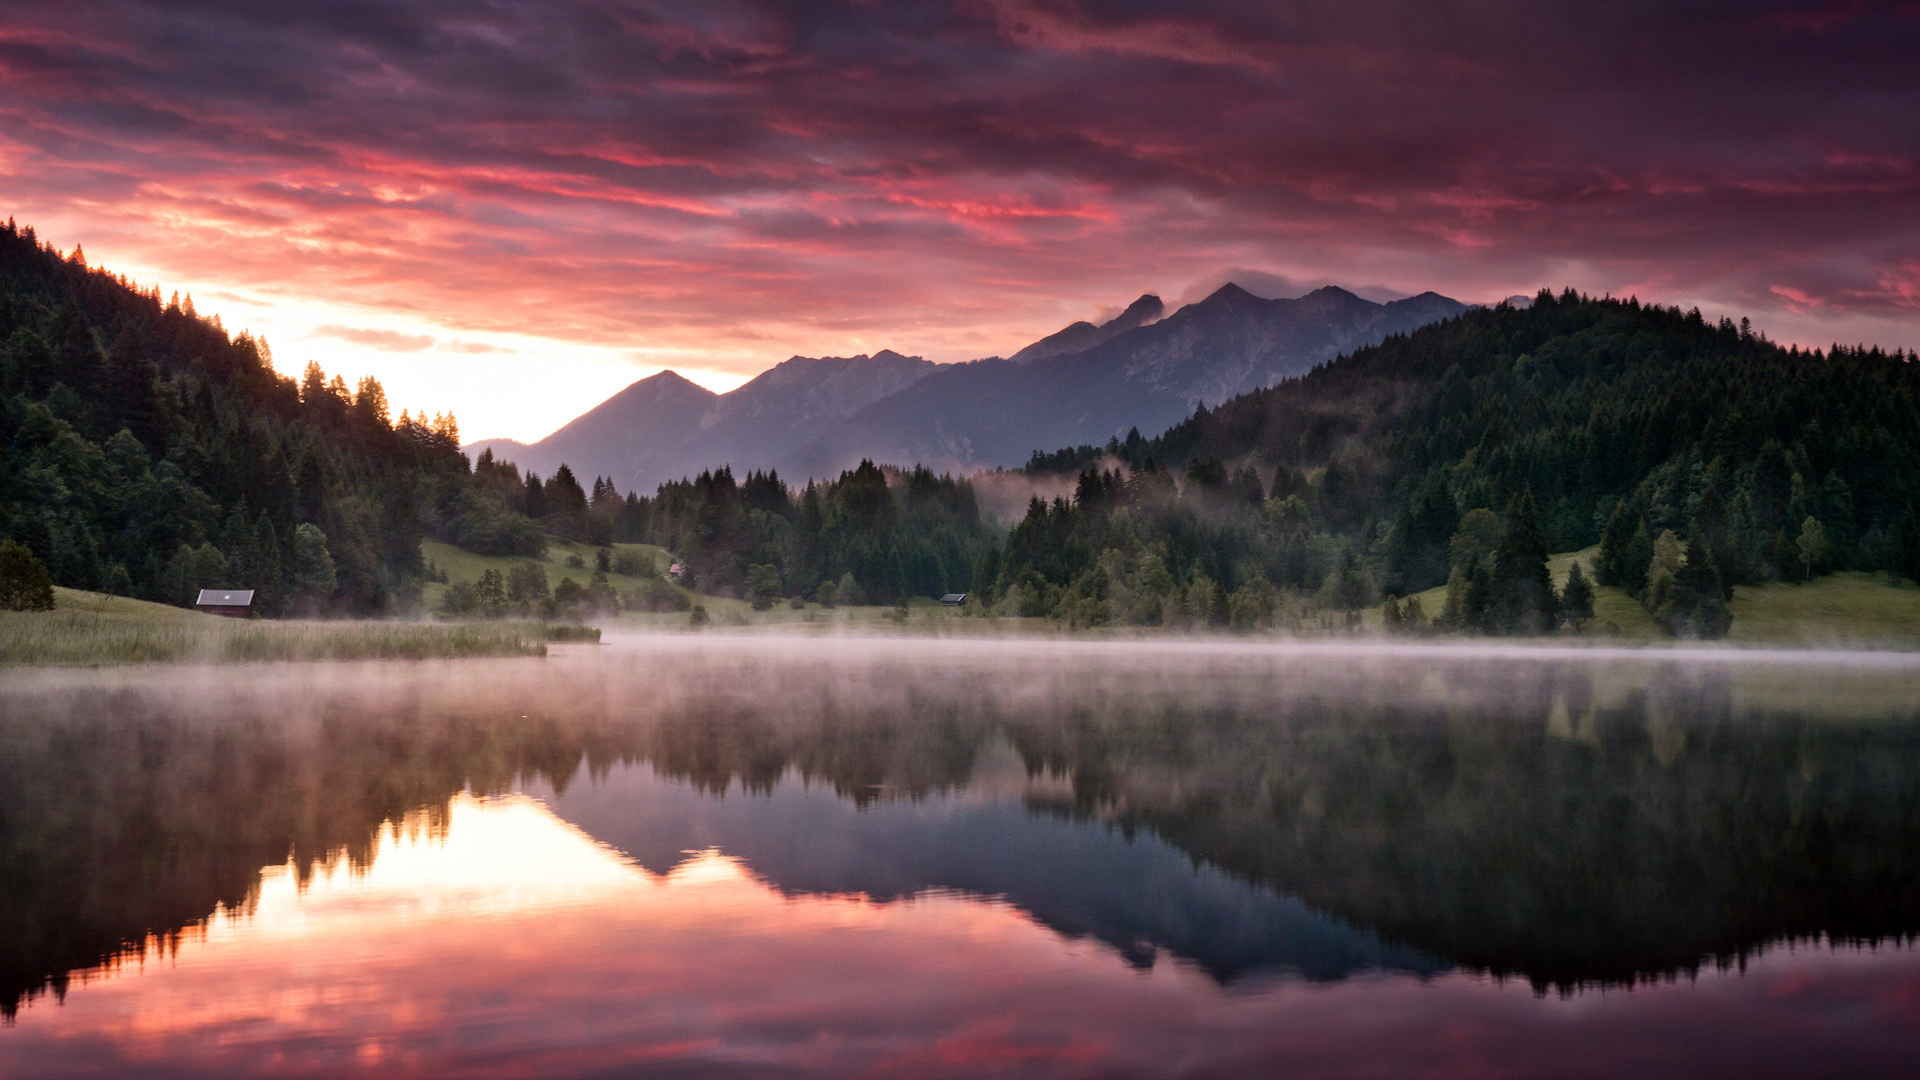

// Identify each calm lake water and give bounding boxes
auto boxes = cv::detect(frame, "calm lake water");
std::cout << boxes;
[3,636,1918,1078]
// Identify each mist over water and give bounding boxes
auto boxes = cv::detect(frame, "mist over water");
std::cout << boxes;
[3,637,1918,1077]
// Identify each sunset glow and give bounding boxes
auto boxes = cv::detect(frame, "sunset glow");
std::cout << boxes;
[7,781,1916,1078]
[3,2,1916,439]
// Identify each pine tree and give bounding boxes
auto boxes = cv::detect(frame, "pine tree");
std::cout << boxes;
[1656,542,1733,639]
[353,376,390,429]
[1622,520,1655,596]
[253,513,285,614]
[1596,503,1637,587]
[1462,562,1495,634]
[545,465,590,541]
[1330,550,1371,617]
[220,505,260,587]
[1560,561,1595,630]
[1489,491,1557,634]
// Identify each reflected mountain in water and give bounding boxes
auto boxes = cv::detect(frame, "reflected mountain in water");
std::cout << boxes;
[529,752,1446,984]
[3,641,1917,1021]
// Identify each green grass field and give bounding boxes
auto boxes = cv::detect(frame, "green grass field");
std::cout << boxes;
[47,586,205,621]
[423,537,987,627]
[2,587,552,666]
[421,538,674,610]
[1544,546,1665,638]
[605,594,1031,632]
[1375,545,1660,639]
[1372,545,1920,646]
[1728,572,1920,647]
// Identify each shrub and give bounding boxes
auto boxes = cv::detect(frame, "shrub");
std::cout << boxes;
[586,571,620,611]
[507,562,550,613]
[747,563,781,611]
[0,540,56,611]
[439,581,480,616]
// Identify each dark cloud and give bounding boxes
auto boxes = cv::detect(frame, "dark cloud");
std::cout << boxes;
[0,0,1914,392]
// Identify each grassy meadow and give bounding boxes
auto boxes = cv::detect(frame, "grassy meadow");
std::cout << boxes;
[1368,546,1663,638]
[1368,545,1920,647]
[1,587,554,666]
[1727,572,1920,647]
[423,537,999,628]
[421,538,674,610]
[607,593,1034,633]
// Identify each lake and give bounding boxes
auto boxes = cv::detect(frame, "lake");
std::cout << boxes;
[2,636,1918,1078]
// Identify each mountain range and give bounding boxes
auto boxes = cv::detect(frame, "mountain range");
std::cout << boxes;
[466,284,1467,488]
[466,349,934,489]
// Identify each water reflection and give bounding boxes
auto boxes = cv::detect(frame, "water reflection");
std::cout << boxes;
[528,756,1445,984]
[2,638,1918,1076]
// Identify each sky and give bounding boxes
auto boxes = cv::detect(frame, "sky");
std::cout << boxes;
[2,1,1917,442]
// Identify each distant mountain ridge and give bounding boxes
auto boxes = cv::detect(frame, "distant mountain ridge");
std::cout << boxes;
[466,284,1467,489]
[783,285,1467,478]
[465,370,717,486]
[466,350,935,487]
[1008,293,1164,364]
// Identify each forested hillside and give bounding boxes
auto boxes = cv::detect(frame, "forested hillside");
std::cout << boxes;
[0,220,509,614]
[1003,291,1920,633]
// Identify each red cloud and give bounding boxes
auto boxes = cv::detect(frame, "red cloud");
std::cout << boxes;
[1770,283,1826,312]
[312,325,437,352]
[0,0,1914,439]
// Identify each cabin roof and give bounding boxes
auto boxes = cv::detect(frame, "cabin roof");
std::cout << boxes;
[941,593,967,602]
[195,589,255,606]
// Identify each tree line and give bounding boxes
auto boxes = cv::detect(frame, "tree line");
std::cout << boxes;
[460,451,996,608]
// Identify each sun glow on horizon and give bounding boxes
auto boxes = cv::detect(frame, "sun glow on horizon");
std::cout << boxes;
[63,249,756,443]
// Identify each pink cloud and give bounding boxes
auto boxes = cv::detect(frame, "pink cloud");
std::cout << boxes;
[312,325,437,352]
[0,0,1914,439]
[1770,283,1826,312]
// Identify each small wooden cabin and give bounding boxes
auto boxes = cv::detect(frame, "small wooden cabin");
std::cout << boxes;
[940,593,968,607]
[195,589,255,617]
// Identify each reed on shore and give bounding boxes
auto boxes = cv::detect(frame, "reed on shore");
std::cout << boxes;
[1,598,559,666]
